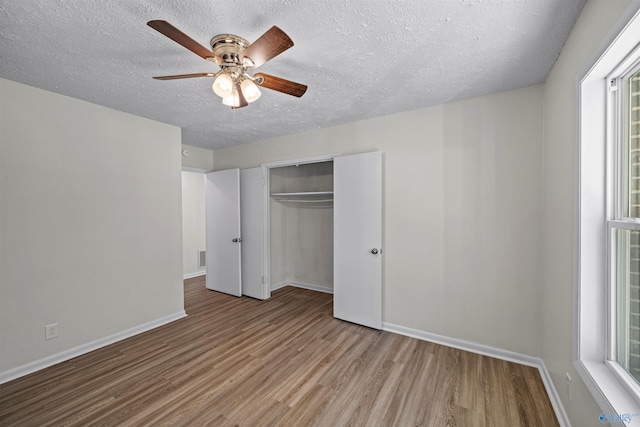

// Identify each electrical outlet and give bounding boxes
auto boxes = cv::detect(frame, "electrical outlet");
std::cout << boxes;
[45,323,58,340]
[565,372,573,401]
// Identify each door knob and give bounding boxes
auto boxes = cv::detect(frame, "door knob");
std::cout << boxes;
[371,248,379,254]
[232,238,242,243]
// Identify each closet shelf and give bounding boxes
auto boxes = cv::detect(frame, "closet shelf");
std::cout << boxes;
[270,191,333,203]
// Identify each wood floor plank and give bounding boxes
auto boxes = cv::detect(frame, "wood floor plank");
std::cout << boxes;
[0,278,560,426]
[379,340,436,426]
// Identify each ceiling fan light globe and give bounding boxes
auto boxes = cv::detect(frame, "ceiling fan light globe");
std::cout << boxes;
[222,90,240,107]
[241,79,261,103]
[212,73,234,98]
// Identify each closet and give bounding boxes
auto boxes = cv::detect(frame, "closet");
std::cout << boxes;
[205,151,382,329]
[269,161,334,294]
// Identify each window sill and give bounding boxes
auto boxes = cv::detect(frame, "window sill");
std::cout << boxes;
[575,359,640,425]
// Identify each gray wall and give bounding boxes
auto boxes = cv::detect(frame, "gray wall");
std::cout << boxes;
[0,78,184,375]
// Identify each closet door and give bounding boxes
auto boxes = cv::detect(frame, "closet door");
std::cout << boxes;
[334,151,382,329]
[240,167,266,299]
[205,169,242,297]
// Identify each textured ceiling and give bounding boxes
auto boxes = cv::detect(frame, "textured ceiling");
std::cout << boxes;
[0,0,586,149]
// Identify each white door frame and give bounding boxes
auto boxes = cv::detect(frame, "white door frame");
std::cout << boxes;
[261,153,341,299]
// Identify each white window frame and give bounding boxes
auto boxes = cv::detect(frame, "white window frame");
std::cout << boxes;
[607,55,640,398]
[576,5,640,419]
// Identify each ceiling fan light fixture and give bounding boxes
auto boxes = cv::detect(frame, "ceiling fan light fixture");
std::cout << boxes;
[212,73,234,97]
[222,89,240,107]
[241,79,261,103]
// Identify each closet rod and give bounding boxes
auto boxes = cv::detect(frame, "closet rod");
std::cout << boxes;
[274,199,333,203]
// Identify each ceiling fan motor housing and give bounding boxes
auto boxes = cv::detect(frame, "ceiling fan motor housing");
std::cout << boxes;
[210,34,250,68]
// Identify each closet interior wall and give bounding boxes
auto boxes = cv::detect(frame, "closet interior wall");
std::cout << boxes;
[269,161,334,292]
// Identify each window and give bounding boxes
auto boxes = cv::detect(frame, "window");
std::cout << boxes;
[576,6,640,419]
[611,65,640,388]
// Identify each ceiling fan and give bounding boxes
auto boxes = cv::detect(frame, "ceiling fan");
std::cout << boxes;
[147,20,307,109]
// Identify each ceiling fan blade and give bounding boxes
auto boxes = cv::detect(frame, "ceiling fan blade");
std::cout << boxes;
[254,73,307,97]
[240,26,294,68]
[147,20,219,63]
[153,73,216,80]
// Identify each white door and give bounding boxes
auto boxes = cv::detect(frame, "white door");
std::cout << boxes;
[334,151,382,329]
[205,169,242,297]
[240,167,265,299]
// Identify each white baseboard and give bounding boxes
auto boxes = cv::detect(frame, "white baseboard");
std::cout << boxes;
[382,322,570,427]
[538,361,571,427]
[271,281,289,292]
[288,281,333,294]
[183,271,205,280]
[271,281,333,294]
[0,310,187,385]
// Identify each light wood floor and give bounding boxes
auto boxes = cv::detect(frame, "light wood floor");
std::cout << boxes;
[0,277,559,426]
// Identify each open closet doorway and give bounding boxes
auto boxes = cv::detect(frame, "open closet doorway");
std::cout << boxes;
[206,152,383,329]
[181,171,206,280]
[264,155,336,298]
[264,152,382,329]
